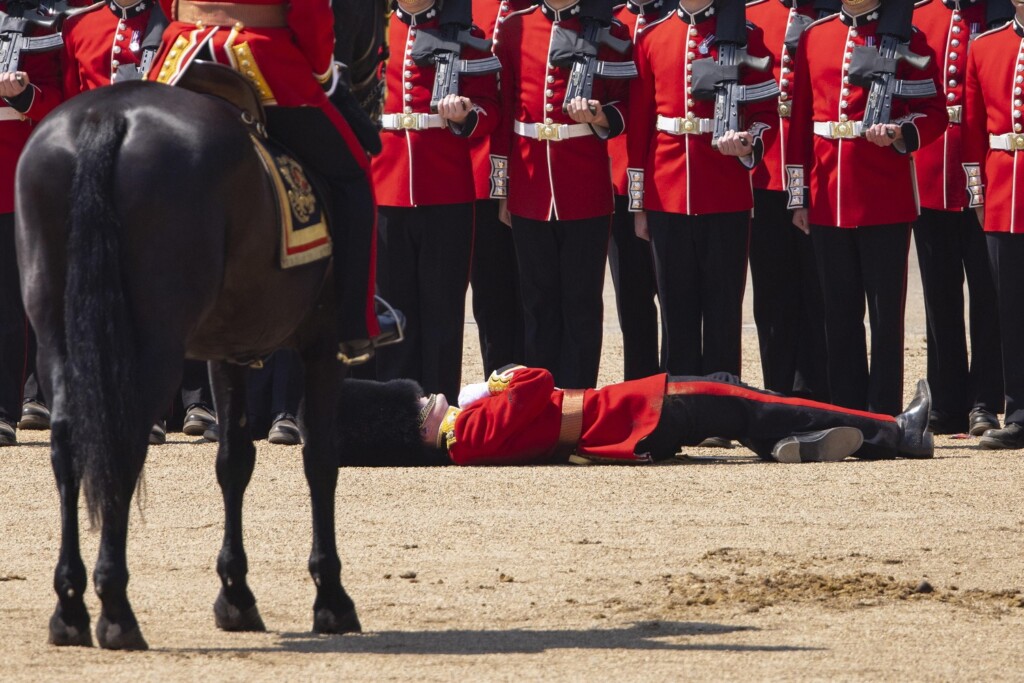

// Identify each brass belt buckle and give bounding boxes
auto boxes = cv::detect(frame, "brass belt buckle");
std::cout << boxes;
[681,117,697,134]
[946,106,961,124]
[832,121,853,139]
[1013,134,1024,151]
[399,113,419,130]
[778,101,791,118]
[537,123,561,141]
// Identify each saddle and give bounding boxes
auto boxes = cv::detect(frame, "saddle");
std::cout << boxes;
[176,61,332,269]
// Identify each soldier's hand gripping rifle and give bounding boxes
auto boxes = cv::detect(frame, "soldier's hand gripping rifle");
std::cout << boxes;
[409,0,501,114]
[548,0,637,114]
[690,0,778,147]
[0,1,65,76]
[848,0,935,130]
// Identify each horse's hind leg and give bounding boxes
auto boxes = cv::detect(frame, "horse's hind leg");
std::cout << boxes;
[209,361,266,631]
[42,351,93,647]
[92,437,150,651]
[301,342,360,634]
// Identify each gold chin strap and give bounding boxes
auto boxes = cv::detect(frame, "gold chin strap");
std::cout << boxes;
[437,407,461,451]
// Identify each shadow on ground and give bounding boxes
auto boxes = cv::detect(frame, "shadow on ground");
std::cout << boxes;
[168,621,822,656]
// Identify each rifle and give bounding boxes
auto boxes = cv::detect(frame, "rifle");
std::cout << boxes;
[410,0,501,114]
[551,0,636,113]
[691,0,778,147]
[0,1,63,76]
[850,0,935,130]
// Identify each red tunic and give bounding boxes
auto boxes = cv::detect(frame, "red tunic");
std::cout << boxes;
[149,0,368,169]
[491,3,631,221]
[747,0,818,194]
[626,6,776,215]
[469,0,533,201]
[1,3,62,215]
[448,366,667,465]
[62,1,156,94]
[786,9,947,227]
[608,0,669,197]
[912,0,987,211]
[372,5,500,208]
[962,19,1024,233]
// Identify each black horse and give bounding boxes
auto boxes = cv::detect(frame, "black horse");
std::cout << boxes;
[14,2,391,651]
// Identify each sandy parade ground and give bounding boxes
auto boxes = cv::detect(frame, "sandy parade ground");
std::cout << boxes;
[1,249,1023,682]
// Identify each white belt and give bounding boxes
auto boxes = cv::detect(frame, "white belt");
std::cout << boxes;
[813,120,863,139]
[989,132,1024,151]
[513,120,593,141]
[656,114,713,135]
[947,105,962,125]
[380,113,446,131]
[0,108,26,122]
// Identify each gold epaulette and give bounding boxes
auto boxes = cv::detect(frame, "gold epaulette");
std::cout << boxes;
[487,365,524,395]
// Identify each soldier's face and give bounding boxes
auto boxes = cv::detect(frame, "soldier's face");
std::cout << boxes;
[418,394,450,447]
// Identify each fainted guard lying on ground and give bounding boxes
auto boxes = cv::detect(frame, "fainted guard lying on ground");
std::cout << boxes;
[336,365,934,466]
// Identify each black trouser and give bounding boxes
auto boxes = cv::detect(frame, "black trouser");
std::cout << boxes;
[247,349,304,435]
[180,359,214,411]
[265,107,375,342]
[510,214,610,389]
[610,195,660,380]
[811,223,910,416]
[913,208,1003,418]
[376,203,474,403]
[640,372,904,460]
[0,213,32,426]
[987,233,1024,426]
[648,210,749,377]
[750,190,829,400]
[470,199,524,374]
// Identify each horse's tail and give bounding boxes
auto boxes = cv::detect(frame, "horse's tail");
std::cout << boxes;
[64,113,141,526]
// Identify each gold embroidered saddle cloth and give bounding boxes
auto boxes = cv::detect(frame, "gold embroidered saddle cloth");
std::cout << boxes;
[175,61,331,269]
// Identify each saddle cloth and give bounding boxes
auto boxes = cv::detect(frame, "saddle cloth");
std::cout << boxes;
[249,135,332,269]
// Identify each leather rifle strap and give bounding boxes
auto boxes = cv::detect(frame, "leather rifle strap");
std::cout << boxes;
[554,389,586,459]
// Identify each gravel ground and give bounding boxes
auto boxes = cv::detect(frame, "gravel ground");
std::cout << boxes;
[2,250,1023,682]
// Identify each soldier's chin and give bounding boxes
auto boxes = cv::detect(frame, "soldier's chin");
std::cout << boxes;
[841,0,878,8]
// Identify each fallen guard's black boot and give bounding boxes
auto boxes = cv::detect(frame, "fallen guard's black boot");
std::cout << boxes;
[896,379,934,458]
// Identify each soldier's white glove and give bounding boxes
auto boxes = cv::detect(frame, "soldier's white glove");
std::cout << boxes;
[458,382,491,408]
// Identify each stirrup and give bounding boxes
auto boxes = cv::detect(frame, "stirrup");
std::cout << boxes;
[372,295,405,349]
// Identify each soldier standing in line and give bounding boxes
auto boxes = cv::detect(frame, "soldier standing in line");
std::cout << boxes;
[372,0,499,403]
[787,0,946,416]
[746,0,838,401]
[910,0,1009,436]
[606,0,671,381]
[491,0,632,389]
[467,0,529,376]
[0,0,62,446]
[627,0,776,380]
[961,0,1024,449]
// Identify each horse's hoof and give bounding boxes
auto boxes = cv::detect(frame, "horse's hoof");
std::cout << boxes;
[48,612,93,647]
[313,606,361,634]
[95,615,149,651]
[214,594,267,632]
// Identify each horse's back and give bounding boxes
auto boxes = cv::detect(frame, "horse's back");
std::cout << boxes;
[17,81,329,361]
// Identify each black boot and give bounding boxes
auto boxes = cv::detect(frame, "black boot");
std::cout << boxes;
[896,380,934,458]
[979,423,1024,450]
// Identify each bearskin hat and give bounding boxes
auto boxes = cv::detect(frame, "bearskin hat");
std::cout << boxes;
[335,378,451,467]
